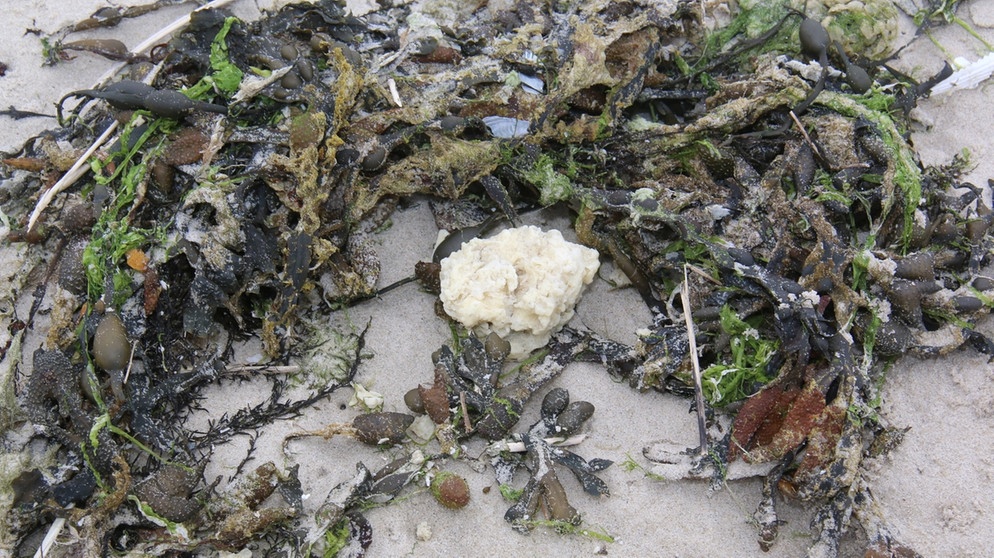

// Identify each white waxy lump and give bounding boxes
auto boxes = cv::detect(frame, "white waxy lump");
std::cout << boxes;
[439,226,600,358]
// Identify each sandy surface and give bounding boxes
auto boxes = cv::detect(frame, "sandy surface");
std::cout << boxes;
[2,1,994,556]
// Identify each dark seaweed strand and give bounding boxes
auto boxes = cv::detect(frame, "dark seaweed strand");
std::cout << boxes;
[228,431,260,483]
[187,320,370,450]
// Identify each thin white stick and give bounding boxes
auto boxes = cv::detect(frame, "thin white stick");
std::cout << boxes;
[682,264,708,454]
[685,262,721,286]
[788,110,818,158]
[27,122,117,232]
[33,516,66,558]
[27,65,160,233]
[491,434,587,453]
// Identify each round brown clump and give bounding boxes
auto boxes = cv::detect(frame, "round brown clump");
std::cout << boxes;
[430,471,470,510]
[351,412,414,445]
[162,127,208,166]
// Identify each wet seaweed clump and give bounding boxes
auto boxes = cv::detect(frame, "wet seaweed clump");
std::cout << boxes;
[3,0,994,555]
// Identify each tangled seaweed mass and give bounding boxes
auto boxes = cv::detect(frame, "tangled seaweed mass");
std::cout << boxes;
[1,0,992,556]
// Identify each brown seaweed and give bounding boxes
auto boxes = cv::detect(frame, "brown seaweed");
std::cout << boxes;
[4,0,993,555]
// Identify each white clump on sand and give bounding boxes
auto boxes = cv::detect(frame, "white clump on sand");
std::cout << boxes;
[439,225,600,358]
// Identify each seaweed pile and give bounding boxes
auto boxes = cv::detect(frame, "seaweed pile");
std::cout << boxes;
[1,0,991,556]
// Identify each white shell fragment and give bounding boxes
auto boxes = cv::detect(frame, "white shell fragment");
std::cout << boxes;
[439,226,600,358]
[482,116,531,138]
[517,72,545,95]
[931,52,994,94]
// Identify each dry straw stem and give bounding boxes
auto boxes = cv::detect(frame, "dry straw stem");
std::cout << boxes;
[681,264,708,454]
[497,434,587,453]
[26,0,239,232]
[27,121,119,232]
[33,516,66,558]
[221,364,302,375]
[788,109,819,158]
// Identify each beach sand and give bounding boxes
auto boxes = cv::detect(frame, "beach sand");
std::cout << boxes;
[2,1,993,556]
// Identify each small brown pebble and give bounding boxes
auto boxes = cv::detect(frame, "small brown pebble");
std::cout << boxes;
[310,33,330,52]
[419,382,450,424]
[92,312,131,371]
[404,387,425,414]
[150,159,175,193]
[60,203,98,233]
[295,59,313,81]
[974,276,994,291]
[280,43,299,61]
[144,267,161,316]
[952,295,984,313]
[484,332,511,361]
[894,252,934,281]
[439,115,464,131]
[414,260,441,294]
[281,71,302,90]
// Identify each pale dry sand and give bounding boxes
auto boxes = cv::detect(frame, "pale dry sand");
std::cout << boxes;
[1,1,993,556]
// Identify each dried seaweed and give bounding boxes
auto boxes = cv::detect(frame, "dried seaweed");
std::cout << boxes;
[3,0,993,555]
